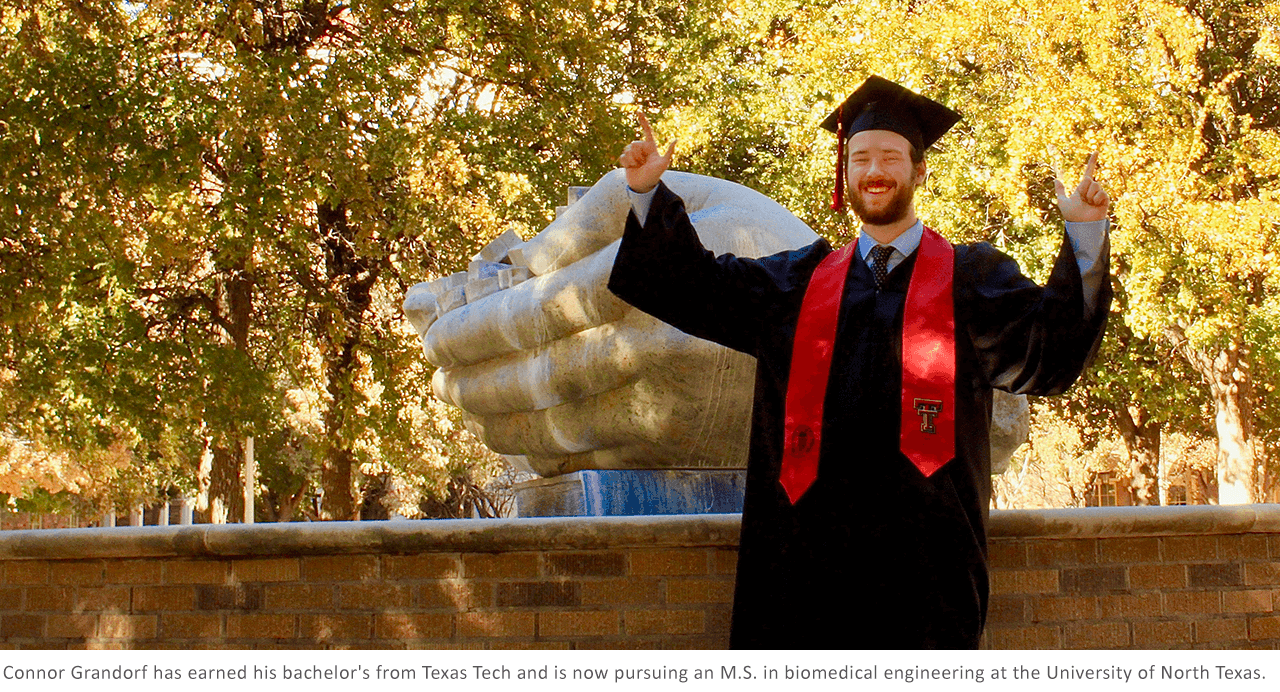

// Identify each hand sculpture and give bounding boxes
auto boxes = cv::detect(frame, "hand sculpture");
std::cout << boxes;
[405,168,817,476]
[405,169,1029,477]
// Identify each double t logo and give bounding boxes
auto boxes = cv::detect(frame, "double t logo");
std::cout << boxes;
[913,398,944,435]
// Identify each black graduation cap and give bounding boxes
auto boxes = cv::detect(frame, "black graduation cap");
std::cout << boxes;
[821,76,961,210]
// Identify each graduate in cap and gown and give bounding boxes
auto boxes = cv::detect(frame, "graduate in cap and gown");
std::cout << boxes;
[607,77,1112,649]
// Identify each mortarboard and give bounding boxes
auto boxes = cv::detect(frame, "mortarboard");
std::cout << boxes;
[821,76,962,210]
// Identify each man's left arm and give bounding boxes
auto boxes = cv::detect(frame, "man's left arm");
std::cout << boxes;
[961,153,1112,395]
[1065,218,1109,320]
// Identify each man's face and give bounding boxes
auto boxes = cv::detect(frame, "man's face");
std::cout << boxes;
[845,129,926,226]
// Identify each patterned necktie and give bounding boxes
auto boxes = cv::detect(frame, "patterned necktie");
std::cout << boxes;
[869,245,894,288]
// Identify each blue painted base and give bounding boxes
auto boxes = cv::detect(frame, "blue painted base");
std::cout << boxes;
[513,470,746,517]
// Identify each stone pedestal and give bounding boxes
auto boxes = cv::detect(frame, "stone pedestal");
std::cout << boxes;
[513,470,746,517]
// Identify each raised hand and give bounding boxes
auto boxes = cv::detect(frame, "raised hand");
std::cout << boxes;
[1053,151,1110,223]
[618,111,676,193]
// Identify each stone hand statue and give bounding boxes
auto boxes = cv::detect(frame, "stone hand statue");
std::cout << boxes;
[405,168,817,476]
[405,167,1028,477]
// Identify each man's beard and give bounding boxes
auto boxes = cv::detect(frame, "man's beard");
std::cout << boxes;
[848,179,915,226]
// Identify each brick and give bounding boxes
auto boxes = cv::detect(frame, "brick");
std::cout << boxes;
[164,561,227,585]
[986,625,1061,649]
[160,613,222,639]
[666,578,733,605]
[0,587,22,610]
[539,610,618,637]
[1099,537,1160,563]
[986,595,1027,624]
[458,611,535,638]
[1269,535,1280,559]
[1162,536,1217,561]
[1188,563,1242,588]
[132,585,196,612]
[544,553,626,577]
[46,614,96,639]
[495,582,579,608]
[1134,620,1193,647]
[264,584,333,610]
[629,550,707,576]
[231,559,299,583]
[713,550,738,575]
[1248,615,1280,640]
[1223,589,1273,614]
[384,554,461,580]
[300,614,372,640]
[99,614,156,640]
[1032,596,1097,622]
[339,584,414,610]
[1217,536,1252,559]
[417,581,490,610]
[1164,592,1220,615]
[24,587,72,611]
[196,584,263,611]
[624,610,704,635]
[104,561,161,585]
[375,613,452,640]
[581,579,663,606]
[1130,564,1186,590]
[1061,566,1126,593]
[462,553,539,580]
[1244,562,1280,586]
[706,604,733,634]
[0,614,43,638]
[1098,593,1161,619]
[302,555,379,582]
[72,586,130,611]
[1238,535,1269,559]
[1064,622,1129,649]
[987,541,1027,568]
[1195,618,1248,643]
[227,613,296,639]
[1027,539,1096,566]
[4,562,49,586]
[990,569,1058,594]
[50,561,104,586]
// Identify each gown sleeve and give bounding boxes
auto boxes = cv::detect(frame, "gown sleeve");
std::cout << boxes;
[956,233,1112,396]
[607,180,829,357]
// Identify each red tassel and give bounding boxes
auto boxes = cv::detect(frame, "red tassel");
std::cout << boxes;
[831,111,845,211]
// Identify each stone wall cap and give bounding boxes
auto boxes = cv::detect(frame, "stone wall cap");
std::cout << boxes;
[4,506,1280,560]
[988,504,1280,538]
[0,514,743,560]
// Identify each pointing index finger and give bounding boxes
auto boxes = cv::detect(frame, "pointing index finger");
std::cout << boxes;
[637,111,657,145]
[1082,151,1098,182]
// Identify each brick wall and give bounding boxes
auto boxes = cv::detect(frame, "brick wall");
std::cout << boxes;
[985,507,1280,649]
[2,507,1279,649]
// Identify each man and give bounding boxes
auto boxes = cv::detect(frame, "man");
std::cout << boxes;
[607,76,1110,649]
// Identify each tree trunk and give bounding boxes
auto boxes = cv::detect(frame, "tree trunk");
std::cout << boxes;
[1117,404,1161,505]
[1169,326,1256,504]
[316,200,379,520]
[203,266,254,521]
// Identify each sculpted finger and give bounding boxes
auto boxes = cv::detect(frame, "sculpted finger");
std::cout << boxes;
[432,311,707,414]
[424,241,629,368]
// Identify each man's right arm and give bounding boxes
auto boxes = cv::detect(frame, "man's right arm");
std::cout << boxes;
[607,180,828,358]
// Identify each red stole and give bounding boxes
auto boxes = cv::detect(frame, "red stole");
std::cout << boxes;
[778,227,956,504]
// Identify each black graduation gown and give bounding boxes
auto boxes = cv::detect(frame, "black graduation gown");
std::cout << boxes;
[607,182,1110,649]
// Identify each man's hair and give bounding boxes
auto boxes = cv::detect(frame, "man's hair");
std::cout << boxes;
[909,143,925,166]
